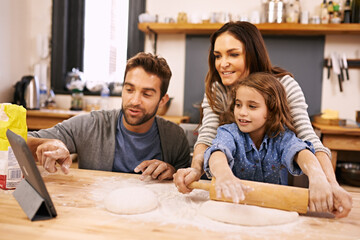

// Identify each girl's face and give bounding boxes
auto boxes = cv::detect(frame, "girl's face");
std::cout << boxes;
[214,32,249,86]
[234,86,268,143]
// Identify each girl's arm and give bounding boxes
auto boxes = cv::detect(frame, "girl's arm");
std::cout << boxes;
[209,151,247,203]
[295,149,333,213]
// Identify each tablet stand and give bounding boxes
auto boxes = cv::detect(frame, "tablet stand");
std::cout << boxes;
[13,179,54,221]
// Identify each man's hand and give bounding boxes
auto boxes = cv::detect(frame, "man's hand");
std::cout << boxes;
[134,160,175,181]
[173,168,202,194]
[35,139,72,174]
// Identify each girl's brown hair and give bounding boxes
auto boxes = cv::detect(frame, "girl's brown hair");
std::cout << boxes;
[203,21,293,121]
[225,72,295,138]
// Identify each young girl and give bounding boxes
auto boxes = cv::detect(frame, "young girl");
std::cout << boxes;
[204,72,334,214]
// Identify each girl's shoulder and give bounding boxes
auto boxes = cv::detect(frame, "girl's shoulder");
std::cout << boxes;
[218,123,241,134]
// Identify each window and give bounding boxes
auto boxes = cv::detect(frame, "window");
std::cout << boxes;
[83,0,128,85]
[51,0,145,95]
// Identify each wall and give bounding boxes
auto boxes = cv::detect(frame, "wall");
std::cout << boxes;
[0,0,31,103]
[0,0,51,103]
[1,0,359,120]
[145,0,360,121]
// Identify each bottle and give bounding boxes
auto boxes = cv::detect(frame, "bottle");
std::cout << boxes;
[328,0,334,22]
[352,0,360,23]
[321,0,329,24]
[70,89,83,111]
[39,83,48,108]
[100,84,110,110]
[343,0,351,23]
[331,1,341,23]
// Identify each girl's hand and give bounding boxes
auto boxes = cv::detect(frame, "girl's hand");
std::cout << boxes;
[214,175,251,204]
[308,175,334,213]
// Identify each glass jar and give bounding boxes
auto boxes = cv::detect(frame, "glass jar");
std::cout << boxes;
[70,90,84,111]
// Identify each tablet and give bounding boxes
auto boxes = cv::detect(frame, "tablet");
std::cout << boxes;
[6,129,57,218]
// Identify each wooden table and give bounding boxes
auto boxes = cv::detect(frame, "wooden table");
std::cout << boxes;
[26,109,190,130]
[0,168,359,240]
[312,122,360,170]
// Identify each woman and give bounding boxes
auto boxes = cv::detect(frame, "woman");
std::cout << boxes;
[173,21,352,218]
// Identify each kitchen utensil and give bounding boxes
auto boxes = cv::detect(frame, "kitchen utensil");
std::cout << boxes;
[342,53,349,80]
[331,52,343,92]
[13,75,40,110]
[327,58,331,79]
[189,178,308,213]
[264,0,285,23]
[337,162,360,187]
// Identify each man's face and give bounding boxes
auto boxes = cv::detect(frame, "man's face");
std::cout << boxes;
[122,67,165,133]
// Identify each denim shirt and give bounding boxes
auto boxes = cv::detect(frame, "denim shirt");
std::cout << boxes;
[204,123,314,185]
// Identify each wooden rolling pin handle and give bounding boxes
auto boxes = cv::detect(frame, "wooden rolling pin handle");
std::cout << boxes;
[188,181,211,191]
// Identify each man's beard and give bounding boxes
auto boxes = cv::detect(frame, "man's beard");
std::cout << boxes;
[122,104,159,126]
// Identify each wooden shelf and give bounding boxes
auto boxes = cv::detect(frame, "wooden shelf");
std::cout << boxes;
[138,22,360,35]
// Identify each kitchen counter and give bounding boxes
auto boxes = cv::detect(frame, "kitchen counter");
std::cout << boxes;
[312,122,360,170]
[0,168,359,240]
[26,109,189,130]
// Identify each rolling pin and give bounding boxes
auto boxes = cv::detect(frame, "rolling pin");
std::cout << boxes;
[189,179,309,213]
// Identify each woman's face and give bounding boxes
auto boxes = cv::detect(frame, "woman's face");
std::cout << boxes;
[214,32,249,86]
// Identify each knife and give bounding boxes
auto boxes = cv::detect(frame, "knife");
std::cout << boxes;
[342,53,349,80]
[331,52,343,92]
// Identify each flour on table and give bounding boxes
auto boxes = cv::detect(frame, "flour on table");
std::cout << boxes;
[104,187,158,215]
[87,176,299,237]
[199,200,299,226]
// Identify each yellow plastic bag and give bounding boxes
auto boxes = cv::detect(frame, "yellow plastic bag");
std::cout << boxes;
[0,103,27,189]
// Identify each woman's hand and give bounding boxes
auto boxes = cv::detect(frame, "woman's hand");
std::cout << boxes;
[173,167,202,193]
[308,175,334,213]
[173,144,208,194]
[314,151,352,218]
[330,182,353,218]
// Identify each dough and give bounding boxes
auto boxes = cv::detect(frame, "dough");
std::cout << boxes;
[104,187,158,215]
[199,200,299,226]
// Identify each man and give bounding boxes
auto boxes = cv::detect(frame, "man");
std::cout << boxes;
[27,52,190,180]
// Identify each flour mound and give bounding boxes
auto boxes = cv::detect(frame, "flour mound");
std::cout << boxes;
[104,187,158,215]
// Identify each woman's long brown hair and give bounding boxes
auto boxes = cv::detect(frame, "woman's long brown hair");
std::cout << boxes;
[202,21,293,124]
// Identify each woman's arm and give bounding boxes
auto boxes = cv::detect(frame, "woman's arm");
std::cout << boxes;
[295,149,333,213]
[281,75,352,217]
[315,152,353,218]
[174,87,226,193]
[173,143,208,194]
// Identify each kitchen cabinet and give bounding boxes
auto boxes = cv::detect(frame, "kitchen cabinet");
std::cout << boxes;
[138,23,360,35]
